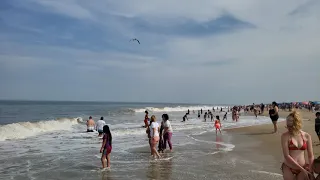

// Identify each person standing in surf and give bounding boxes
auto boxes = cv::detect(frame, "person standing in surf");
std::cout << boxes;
[158,115,165,153]
[215,116,222,134]
[253,107,258,119]
[144,110,149,128]
[96,117,106,137]
[148,115,161,159]
[162,114,173,152]
[100,125,112,169]
[86,116,95,132]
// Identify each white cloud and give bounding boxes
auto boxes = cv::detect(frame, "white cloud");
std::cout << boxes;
[28,0,94,20]
[1,0,319,103]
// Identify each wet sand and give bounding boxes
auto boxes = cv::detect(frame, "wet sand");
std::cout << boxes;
[225,109,320,176]
[127,130,283,180]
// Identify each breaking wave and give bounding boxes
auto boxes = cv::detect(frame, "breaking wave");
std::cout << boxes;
[133,105,229,113]
[0,117,82,141]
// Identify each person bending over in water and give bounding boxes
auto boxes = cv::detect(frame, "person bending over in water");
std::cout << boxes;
[215,116,222,134]
[96,117,106,137]
[86,116,95,132]
[223,112,227,121]
[100,125,112,169]
[315,112,320,144]
[182,113,188,122]
[281,110,315,180]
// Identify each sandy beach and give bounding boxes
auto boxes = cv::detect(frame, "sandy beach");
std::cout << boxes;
[226,109,320,175]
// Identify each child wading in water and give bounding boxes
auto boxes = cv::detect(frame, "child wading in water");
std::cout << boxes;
[100,125,112,170]
[215,116,222,134]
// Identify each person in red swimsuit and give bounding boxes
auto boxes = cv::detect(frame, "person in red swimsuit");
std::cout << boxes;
[281,110,315,180]
[214,116,222,134]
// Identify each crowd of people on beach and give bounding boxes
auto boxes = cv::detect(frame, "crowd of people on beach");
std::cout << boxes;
[245,101,320,180]
[84,101,320,179]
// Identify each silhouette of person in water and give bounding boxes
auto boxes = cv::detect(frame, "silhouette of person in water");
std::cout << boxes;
[182,113,188,122]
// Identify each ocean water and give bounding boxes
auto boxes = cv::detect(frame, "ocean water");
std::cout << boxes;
[0,101,284,180]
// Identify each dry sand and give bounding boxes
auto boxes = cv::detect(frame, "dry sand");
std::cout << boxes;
[226,109,320,173]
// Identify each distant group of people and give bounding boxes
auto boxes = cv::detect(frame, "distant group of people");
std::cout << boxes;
[184,108,222,133]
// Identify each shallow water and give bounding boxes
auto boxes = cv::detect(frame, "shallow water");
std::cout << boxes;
[0,101,284,180]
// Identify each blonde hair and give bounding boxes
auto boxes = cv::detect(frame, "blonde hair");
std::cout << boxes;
[287,110,302,135]
[150,115,156,122]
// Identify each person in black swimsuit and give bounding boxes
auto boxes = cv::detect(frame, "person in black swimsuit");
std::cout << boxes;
[269,101,279,133]
[315,112,320,143]
[182,113,188,122]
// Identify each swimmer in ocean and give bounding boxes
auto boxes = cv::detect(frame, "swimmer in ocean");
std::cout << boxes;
[86,116,95,132]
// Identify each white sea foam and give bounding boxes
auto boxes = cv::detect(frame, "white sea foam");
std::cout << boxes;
[0,118,81,141]
[133,105,229,113]
[249,170,282,176]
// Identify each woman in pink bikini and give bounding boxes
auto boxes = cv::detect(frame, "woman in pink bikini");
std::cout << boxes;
[281,110,315,180]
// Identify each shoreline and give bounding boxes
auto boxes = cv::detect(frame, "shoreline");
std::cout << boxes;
[225,109,320,174]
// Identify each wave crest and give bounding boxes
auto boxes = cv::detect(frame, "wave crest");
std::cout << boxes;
[133,105,229,113]
[0,118,81,141]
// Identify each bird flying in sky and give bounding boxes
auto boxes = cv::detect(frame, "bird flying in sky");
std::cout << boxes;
[130,38,140,44]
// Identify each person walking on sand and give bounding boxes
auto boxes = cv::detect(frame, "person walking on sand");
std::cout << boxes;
[214,116,222,134]
[162,114,173,152]
[148,115,161,159]
[281,110,315,180]
[269,101,279,133]
[96,117,106,137]
[100,125,112,170]
[315,112,320,144]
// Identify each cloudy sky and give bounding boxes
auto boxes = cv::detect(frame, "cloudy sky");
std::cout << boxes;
[0,0,319,104]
